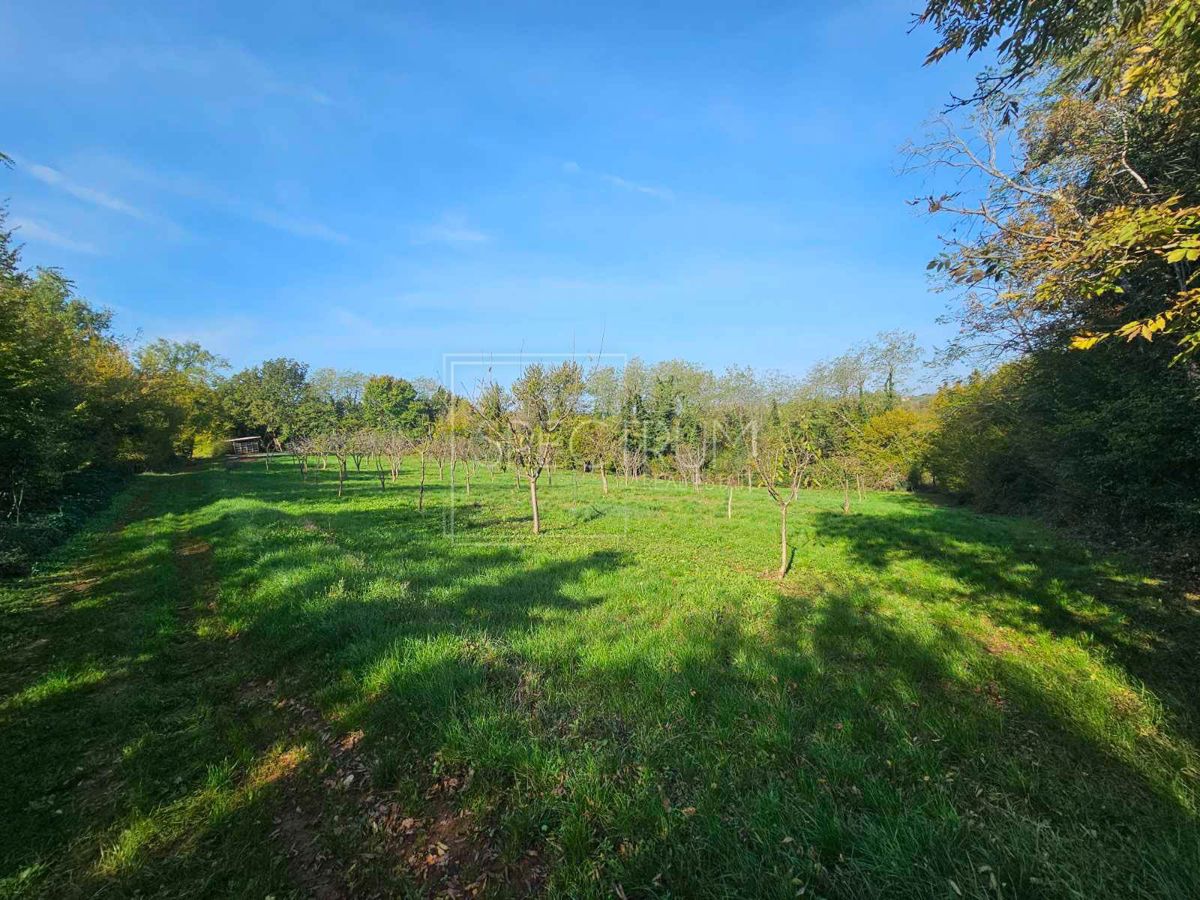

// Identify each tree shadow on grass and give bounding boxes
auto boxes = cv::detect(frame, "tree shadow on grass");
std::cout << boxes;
[0,480,257,891]
[203,485,1196,898]
[6,467,1199,898]
[186,494,628,742]
[513,572,1199,898]
[742,584,1198,898]
[809,505,1200,732]
[0,466,630,896]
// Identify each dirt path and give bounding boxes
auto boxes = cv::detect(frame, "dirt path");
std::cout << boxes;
[4,471,543,898]
[166,509,540,897]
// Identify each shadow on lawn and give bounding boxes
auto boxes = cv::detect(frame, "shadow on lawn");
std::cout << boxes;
[534,574,1199,897]
[4,467,1198,898]
[810,506,1200,731]
[0,466,629,896]
[768,586,1195,895]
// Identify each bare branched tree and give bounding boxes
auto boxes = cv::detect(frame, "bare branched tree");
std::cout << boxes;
[620,445,645,487]
[827,452,864,515]
[287,436,314,480]
[379,430,410,484]
[325,431,351,498]
[749,411,819,577]
[412,427,433,512]
[349,433,368,472]
[673,441,707,492]
[311,433,330,471]
[352,430,391,489]
[477,362,584,534]
[431,424,450,482]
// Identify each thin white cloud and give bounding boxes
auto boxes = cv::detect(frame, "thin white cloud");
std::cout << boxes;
[22,161,153,221]
[600,173,675,200]
[90,156,349,244]
[55,40,334,108]
[562,161,674,200]
[232,201,349,243]
[413,214,490,246]
[10,217,101,255]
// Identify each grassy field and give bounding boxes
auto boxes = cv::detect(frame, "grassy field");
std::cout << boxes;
[1,459,1198,898]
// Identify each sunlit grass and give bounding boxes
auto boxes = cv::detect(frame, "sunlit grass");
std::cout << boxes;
[1,458,1197,898]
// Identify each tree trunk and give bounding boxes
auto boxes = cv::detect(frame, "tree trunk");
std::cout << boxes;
[418,457,427,511]
[779,504,789,577]
[529,476,541,534]
[727,483,733,519]
[338,462,345,497]
[842,477,851,515]
[856,473,863,501]
[600,463,608,495]
[465,464,472,496]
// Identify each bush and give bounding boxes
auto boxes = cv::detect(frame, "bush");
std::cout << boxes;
[857,407,934,490]
[0,468,129,577]
[925,346,1200,559]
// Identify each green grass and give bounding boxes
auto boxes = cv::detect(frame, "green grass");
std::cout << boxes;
[1,459,1198,898]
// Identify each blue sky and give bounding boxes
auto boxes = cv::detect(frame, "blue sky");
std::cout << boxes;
[1,0,986,381]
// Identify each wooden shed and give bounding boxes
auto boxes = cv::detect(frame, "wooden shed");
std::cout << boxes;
[227,436,263,456]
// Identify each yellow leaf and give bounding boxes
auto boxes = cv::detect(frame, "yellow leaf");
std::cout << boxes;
[1070,333,1104,350]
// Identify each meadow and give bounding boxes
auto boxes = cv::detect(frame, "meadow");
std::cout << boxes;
[1,458,1197,898]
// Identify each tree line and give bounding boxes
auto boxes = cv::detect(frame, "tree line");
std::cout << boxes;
[5,172,1195,575]
[909,0,1200,561]
[1,214,230,572]
[240,340,937,574]
[0,216,939,575]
